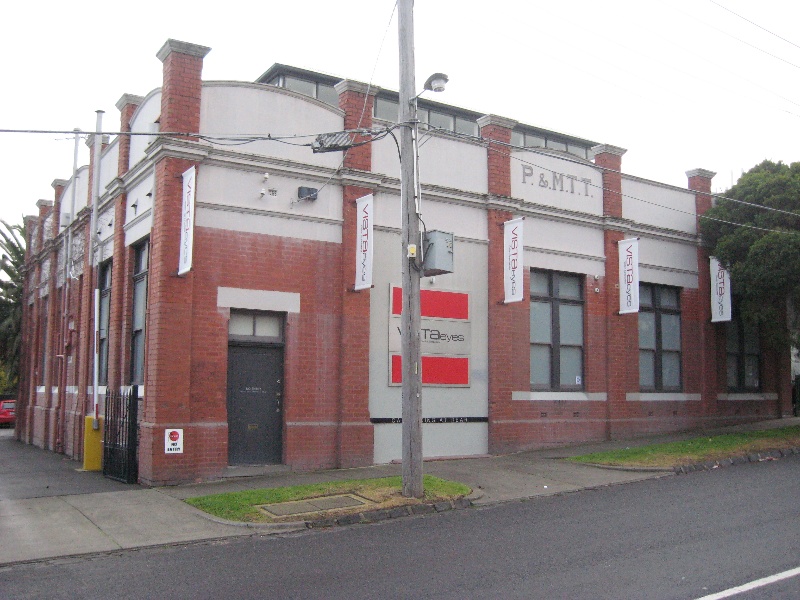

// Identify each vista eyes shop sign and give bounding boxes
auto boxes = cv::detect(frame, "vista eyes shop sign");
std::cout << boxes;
[388,286,471,387]
[710,257,731,322]
[618,238,639,314]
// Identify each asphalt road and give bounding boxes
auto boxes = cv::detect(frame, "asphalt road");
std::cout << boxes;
[1,453,798,599]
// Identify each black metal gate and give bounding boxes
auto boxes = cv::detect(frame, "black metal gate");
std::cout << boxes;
[103,385,138,483]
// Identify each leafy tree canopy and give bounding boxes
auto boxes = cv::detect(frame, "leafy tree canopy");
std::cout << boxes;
[0,219,26,392]
[701,160,800,348]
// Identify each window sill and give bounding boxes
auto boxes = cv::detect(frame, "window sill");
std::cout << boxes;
[513,391,607,401]
[626,393,700,402]
[717,393,777,401]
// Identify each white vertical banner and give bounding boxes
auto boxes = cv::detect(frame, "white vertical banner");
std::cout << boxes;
[618,238,639,314]
[354,194,374,291]
[504,217,524,303]
[178,166,196,276]
[710,257,732,322]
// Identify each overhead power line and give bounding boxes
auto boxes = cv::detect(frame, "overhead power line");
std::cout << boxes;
[7,120,798,238]
[708,0,800,51]
[421,123,800,238]
[669,1,800,71]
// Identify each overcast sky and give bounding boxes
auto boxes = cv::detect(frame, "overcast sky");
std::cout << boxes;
[2,0,799,228]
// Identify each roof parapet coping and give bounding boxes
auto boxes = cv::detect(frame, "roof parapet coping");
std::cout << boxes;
[156,39,211,63]
[476,114,518,130]
[590,144,627,158]
[686,168,716,180]
[51,179,68,190]
[116,93,145,112]
[36,199,53,209]
[334,79,378,96]
[85,134,110,148]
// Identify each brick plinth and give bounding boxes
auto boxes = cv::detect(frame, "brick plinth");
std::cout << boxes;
[138,421,228,486]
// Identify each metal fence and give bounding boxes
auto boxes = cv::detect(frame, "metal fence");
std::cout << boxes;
[103,385,138,484]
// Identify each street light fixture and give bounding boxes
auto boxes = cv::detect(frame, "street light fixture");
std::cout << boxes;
[422,72,449,94]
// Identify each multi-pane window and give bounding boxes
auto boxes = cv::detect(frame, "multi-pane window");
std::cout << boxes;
[639,284,681,391]
[228,311,284,343]
[530,270,584,391]
[726,313,760,391]
[131,240,149,385]
[98,261,112,385]
[510,130,589,159]
[267,75,338,107]
[373,95,479,136]
[373,97,398,121]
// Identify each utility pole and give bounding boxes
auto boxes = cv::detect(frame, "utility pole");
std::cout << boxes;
[90,110,104,423]
[398,0,423,498]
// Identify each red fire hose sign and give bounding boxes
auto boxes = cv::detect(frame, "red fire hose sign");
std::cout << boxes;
[165,429,184,454]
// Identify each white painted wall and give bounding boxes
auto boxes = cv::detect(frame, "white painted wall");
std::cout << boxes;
[525,218,606,277]
[622,177,697,234]
[639,237,699,289]
[125,173,154,226]
[96,206,115,262]
[128,90,161,170]
[124,173,154,247]
[59,166,90,228]
[372,131,489,194]
[98,138,119,194]
[194,165,343,243]
[512,151,603,215]
[200,82,344,169]
[369,214,489,463]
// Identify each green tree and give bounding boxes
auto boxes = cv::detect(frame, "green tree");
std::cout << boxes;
[700,160,800,348]
[0,219,26,392]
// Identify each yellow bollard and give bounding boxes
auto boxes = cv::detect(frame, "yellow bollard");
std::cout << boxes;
[82,416,104,471]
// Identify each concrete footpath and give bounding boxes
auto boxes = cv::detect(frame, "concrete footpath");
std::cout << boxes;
[2,418,798,566]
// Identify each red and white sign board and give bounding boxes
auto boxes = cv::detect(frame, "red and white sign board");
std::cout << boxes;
[389,286,470,387]
[165,429,184,454]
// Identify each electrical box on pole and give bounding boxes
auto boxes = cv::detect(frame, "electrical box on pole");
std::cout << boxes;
[423,230,454,276]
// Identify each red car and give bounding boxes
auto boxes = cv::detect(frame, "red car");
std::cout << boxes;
[0,400,15,427]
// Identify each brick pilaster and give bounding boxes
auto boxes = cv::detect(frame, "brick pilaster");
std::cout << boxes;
[156,39,210,137]
[50,180,69,453]
[592,145,634,437]
[593,144,626,218]
[107,95,143,389]
[334,79,376,467]
[686,169,718,423]
[478,114,528,452]
[33,199,59,449]
[139,40,209,484]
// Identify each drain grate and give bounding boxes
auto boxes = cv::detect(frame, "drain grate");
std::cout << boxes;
[258,494,372,517]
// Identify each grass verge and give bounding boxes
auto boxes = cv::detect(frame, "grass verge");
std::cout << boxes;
[185,475,471,523]
[567,426,800,468]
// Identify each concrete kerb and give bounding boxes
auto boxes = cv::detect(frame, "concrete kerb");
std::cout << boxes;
[164,439,800,532]
[170,486,477,531]
[672,446,800,475]
[305,496,473,529]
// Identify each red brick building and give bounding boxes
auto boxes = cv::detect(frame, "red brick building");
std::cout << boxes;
[17,39,793,485]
